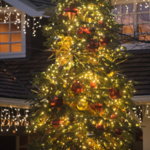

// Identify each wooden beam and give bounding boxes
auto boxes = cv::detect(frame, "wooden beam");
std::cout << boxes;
[0,97,30,109]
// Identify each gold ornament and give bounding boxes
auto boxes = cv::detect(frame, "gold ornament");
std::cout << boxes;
[77,99,88,111]
[107,71,114,77]
[68,89,74,98]
[56,36,73,66]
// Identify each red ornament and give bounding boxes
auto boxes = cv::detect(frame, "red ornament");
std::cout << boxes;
[64,6,78,20]
[77,27,91,34]
[71,80,84,94]
[98,20,103,25]
[91,103,103,112]
[115,129,122,135]
[109,88,122,100]
[86,40,99,52]
[100,37,110,46]
[111,113,117,119]
[52,119,64,128]
[49,96,63,107]
[96,123,104,130]
[90,81,97,88]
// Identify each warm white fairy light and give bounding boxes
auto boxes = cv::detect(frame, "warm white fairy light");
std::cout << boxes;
[145,105,150,118]
[0,107,29,132]
[0,2,44,36]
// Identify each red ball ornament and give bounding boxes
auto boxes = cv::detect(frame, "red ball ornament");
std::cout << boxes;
[98,20,103,25]
[86,40,99,52]
[77,27,91,34]
[115,129,122,135]
[71,80,84,94]
[52,119,64,128]
[109,88,122,100]
[91,103,103,112]
[100,37,110,46]
[49,96,63,107]
[90,81,97,88]
[64,6,78,20]
[96,123,104,130]
[111,113,117,119]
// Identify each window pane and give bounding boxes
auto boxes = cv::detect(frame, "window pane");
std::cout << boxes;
[11,13,21,22]
[11,43,21,52]
[0,44,9,52]
[138,3,149,12]
[122,25,134,34]
[114,5,120,14]
[11,33,21,42]
[122,15,133,24]
[11,23,21,31]
[138,14,149,23]
[0,14,9,22]
[0,24,9,32]
[122,4,134,14]
[122,35,134,44]
[138,34,149,42]
[138,24,150,33]
[0,34,9,42]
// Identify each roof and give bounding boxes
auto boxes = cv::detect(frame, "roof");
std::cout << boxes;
[121,50,150,95]
[4,0,56,17]
[0,50,53,99]
[27,0,56,9]
[0,50,150,99]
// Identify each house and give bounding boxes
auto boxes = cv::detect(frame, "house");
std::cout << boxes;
[0,0,149,150]
[0,0,55,149]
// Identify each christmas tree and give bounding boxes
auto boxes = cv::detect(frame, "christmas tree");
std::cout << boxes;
[28,0,138,149]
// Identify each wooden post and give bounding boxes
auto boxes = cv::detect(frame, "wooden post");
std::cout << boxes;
[16,136,19,150]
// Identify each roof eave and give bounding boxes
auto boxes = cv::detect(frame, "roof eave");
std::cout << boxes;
[0,97,30,109]
[4,0,52,17]
[132,95,150,104]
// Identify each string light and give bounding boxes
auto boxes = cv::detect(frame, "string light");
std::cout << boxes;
[0,106,29,133]
[0,1,44,36]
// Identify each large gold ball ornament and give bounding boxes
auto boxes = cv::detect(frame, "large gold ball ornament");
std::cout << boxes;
[77,99,88,111]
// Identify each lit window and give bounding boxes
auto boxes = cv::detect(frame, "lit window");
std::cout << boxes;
[114,4,134,44]
[137,3,150,42]
[114,3,150,45]
[0,8,26,59]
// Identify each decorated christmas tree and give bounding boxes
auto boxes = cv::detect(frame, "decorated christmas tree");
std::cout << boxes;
[28,0,138,149]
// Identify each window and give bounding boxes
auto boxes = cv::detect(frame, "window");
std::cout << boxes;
[114,2,150,49]
[0,8,26,59]
[137,3,150,42]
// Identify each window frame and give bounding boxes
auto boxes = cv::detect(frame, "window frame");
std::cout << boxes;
[113,0,150,50]
[0,7,26,59]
